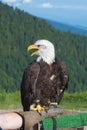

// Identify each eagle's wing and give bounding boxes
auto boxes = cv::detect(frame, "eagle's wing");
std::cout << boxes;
[59,61,69,88]
[20,62,40,111]
[55,60,69,104]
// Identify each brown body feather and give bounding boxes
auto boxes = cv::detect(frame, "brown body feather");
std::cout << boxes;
[21,59,69,111]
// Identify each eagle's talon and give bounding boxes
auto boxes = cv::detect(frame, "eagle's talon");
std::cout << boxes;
[31,104,45,113]
[48,101,58,107]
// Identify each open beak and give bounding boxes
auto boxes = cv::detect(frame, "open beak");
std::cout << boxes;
[27,44,39,56]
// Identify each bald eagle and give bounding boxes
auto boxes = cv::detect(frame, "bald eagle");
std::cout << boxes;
[21,39,69,112]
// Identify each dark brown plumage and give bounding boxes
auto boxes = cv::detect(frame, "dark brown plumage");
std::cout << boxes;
[21,59,68,111]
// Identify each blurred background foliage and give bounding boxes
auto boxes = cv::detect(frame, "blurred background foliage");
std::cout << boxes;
[0,2,87,95]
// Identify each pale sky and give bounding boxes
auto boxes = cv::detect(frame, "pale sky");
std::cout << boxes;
[1,0,87,27]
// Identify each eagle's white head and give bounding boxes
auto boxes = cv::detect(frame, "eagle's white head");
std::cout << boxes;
[27,39,55,65]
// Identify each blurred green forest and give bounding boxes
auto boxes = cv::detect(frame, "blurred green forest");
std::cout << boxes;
[0,2,87,93]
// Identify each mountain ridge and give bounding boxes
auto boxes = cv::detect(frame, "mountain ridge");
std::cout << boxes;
[46,19,87,36]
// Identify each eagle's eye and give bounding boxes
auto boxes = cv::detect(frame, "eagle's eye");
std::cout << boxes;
[37,45,46,49]
[37,45,40,47]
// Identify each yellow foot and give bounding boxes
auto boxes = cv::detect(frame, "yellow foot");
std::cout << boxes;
[48,101,58,106]
[31,104,45,113]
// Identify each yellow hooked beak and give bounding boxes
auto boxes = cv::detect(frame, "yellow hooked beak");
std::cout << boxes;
[27,44,39,56]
